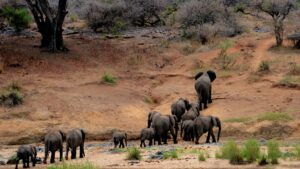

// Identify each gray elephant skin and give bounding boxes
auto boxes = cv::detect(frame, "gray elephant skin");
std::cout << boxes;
[194,70,216,110]
[112,131,127,148]
[193,116,221,144]
[148,111,178,145]
[171,98,191,138]
[140,128,155,148]
[15,145,37,169]
[181,120,194,141]
[43,130,65,164]
[65,129,86,160]
[181,103,200,121]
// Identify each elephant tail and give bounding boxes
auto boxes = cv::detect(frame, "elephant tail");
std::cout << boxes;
[216,118,221,142]
[80,129,86,143]
[125,133,128,147]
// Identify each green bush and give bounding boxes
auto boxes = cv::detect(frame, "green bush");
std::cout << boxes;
[221,140,244,164]
[257,112,293,122]
[2,7,31,32]
[163,150,178,159]
[267,140,281,164]
[48,161,98,169]
[0,85,23,107]
[258,61,270,73]
[126,147,141,160]
[258,153,268,166]
[295,146,300,160]
[102,72,117,84]
[242,139,260,163]
[198,151,206,161]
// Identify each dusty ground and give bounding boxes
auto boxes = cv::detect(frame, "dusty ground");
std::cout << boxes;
[0,25,300,168]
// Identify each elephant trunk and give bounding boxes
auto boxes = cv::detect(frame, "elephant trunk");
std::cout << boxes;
[125,133,128,147]
[217,118,221,142]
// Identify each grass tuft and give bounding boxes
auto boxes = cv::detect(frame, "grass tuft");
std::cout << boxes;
[198,150,207,161]
[295,146,300,160]
[267,140,281,164]
[224,117,252,123]
[126,147,141,160]
[258,153,268,166]
[0,84,23,107]
[242,139,260,163]
[220,140,244,164]
[163,150,178,160]
[102,72,117,84]
[257,112,293,122]
[48,161,98,169]
[258,60,270,73]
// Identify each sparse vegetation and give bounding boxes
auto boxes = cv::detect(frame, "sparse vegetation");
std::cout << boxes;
[258,153,269,166]
[180,45,196,55]
[144,96,154,104]
[267,140,281,164]
[277,75,300,88]
[163,150,178,159]
[1,6,31,32]
[102,72,117,84]
[0,83,23,107]
[242,139,260,163]
[126,147,141,160]
[295,146,300,160]
[257,112,293,122]
[288,63,300,75]
[216,40,237,70]
[220,140,244,164]
[48,161,99,169]
[258,60,270,73]
[198,150,207,161]
[224,117,252,123]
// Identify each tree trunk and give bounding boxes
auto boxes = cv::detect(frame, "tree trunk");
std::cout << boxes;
[25,0,68,52]
[274,19,284,46]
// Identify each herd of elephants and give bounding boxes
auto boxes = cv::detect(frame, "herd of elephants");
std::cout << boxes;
[14,70,222,168]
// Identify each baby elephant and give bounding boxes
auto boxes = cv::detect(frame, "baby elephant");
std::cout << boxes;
[65,129,86,160]
[140,128,155,148]
[15,145,37,169]
[112,131,127,148]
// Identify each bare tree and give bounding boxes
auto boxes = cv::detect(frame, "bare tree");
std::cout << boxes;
[25,0,68,52]
[255,0,297,46]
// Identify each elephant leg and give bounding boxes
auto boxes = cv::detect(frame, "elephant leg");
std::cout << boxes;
[50,151,55,163]
[15,157,19,169]
[114,140,118,148]
[149,139,152,146]
[203,99,208,109]
[121,140,125,148]
[65,143,69,160]
[158,137,162,145]
[211,129,217,143]
[22,158,26,168]
[170,128,177,144]
[80,144,84,158]
[43,146,48,164]
[59,146,63,161]
[71,148,76,159]
[26,156,30,168]
[140,140,143,148]
[30,154,35,167]
[206,130,211,143]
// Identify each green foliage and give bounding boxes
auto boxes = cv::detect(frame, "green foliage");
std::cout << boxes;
[220,140,244,164]
[258,153,268,166]
[102,72,117,84]
[0,84,23,107]
[111,20,127,35]
[48,161,98,169]
[224,117,251,123]
[217,40,236,70]
[242,139,260,163]
[144,96,153,104]
[267,140,281,164]
[219,40,233,50]
[69,14,78,22]
[215,150,222,159]
[258,61,270,73]
[234,3,247,13]
[2,7,31,32]
[126,147,141,160]
[278,76,300,87]
[257,112,293,122]
[163,150,178,159]
[198,151,206,161]
[295,146,300,160]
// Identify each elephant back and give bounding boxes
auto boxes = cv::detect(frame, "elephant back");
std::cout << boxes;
[66,129,84,148]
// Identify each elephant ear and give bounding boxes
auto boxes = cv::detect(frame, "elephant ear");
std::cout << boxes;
[195,72,204,80]
[207,70,216,82]
[168,115,176,127]
[59,130,66,141]
[183,99,191,110]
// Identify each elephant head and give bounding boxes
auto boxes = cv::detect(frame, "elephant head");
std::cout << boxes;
[180,98,191,111]
[147,111,159,128]
[195,70,216,82]
[211,116,221,142]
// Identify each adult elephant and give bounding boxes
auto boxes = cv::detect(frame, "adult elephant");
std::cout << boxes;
[194,70,216,110]
[65,129,86,160]
[148,111,178,145]
[43,130,65,164]
[171,98,191,138]
[193,116,221,144]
